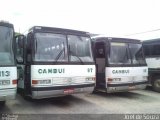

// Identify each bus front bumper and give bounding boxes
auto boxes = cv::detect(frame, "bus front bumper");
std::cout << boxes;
[0,88,17,101]
[31,84,95,99]
[106,81,148,93]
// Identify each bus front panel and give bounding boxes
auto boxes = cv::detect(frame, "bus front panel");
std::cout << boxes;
[105,67,148,93]
[30,65,95,99]
[0,67,17,101]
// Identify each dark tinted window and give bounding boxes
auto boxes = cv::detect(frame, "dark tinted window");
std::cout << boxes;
[143,44,160,57]
[95,42,105,58]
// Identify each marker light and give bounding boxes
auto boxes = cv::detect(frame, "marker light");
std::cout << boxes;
[12,79,17,85]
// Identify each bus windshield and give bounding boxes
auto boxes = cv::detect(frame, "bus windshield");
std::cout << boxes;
[109,42,131,65]
[68,35,94,62]
[109,42,146,65]
[0,26,14,65]
[129,43,146,65]
[34,33,68,62]
[34,33,94,63]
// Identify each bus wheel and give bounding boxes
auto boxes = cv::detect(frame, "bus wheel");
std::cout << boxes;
[153,77,160,92]
[23,95,34,102]
[0,101,5,105]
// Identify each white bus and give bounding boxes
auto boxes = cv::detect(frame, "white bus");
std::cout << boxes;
[143,39,160,92]
[0,21,17,105]
[15,26,95,99]
[92,37,148,93]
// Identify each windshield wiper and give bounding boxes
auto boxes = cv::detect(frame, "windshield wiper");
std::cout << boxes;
[69,45,84,64]
[55,42,65,62]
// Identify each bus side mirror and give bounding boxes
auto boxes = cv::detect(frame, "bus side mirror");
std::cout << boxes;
[15,35,25,64]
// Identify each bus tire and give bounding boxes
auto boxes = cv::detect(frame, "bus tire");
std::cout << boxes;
[23,95,33,101]
[152,77,160,92]
[0,101,5,105]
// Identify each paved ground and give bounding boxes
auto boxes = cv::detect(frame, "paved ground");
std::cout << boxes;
[0,87,160,119]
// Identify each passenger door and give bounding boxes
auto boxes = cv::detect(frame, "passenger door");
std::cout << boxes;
[95,42,106,89]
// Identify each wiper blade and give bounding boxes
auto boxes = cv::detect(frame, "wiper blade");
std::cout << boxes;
[69,45,84,64]
[70,51,84,64]
[55,42,65,62]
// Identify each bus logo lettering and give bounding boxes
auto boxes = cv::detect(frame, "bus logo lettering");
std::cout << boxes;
[112,70,129,74]
[38,68,65,74]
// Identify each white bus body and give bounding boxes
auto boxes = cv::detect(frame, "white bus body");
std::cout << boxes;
[92,37,148,93]
[143,39,160,92]
[0,21,17,104]
[15,26,95,99]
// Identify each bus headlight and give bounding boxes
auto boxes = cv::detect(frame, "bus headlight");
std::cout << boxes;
[113,78,121,81]
[32,79,51,85]
[107,78,121,83]
[85,77,95,81]
[38,79,51,84]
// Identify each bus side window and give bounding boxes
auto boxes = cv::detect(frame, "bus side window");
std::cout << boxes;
[143,44,151,57]
[144,44,160,57]
[153,44,160,56]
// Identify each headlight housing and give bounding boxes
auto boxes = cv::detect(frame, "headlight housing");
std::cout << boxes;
[85,77,95,82]
[38,80,51,84]
[107,78,121,83]
[112,78,121,82]
[32,79,51,85]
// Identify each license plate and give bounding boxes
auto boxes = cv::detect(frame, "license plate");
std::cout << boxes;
[64,89,74,94]
[0,80,10,85]
[129,86,135,90]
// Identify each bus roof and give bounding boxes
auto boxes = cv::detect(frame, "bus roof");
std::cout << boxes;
[143,38,160,44]
[92,36,141,44]
[28,26,89,36]
[0,21,14,28]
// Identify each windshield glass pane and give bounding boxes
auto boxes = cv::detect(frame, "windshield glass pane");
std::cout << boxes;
[34,33,68,62]
[0,26,14,65]
[68,35,94,62]
[129,43,146,65]
[109,42,131,64]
